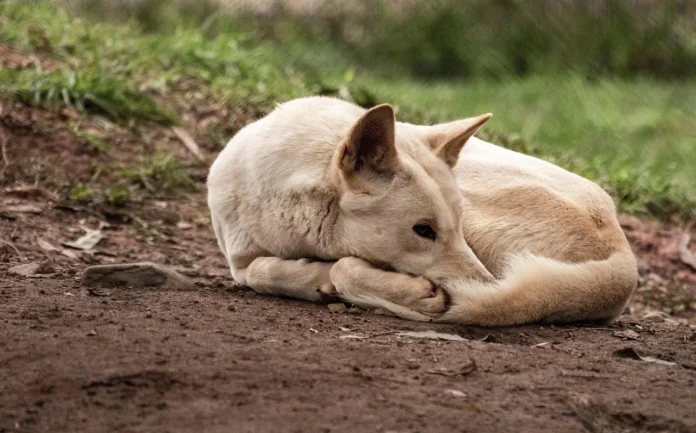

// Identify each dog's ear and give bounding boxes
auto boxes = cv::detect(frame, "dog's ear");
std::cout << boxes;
[339,104,399,179]
[427,113,492,167]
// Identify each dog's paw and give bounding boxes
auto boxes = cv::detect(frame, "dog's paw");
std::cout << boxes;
[405,279,448,316]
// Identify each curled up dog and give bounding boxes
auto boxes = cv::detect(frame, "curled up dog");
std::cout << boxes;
[207,97,638,326]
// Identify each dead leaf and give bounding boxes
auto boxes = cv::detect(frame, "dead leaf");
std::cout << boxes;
[309,328,319,333]
[397,330,466,341]
[678,227,696,271]
[642,310,670,320]
[176,221,193,230]
[4,185,59,201]
[328,303,348,313]
[479,334,497,343]
[445,389,467,398]
[86,288,110,297]
[8,262,41,276]
[613,347,676,366]
[339,334,368,340]
[5,204,42,213]
[37,238,59,252]
[427,359,477,377]
[612,330,640,340]
[61,249,80,259]
[63,229,103,250]
[172,127,204,161]
[427,367,455,376]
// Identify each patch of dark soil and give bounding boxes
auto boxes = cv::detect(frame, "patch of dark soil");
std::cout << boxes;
[1,103,100,188]
[1,276,695,433]
[620,214,696,322]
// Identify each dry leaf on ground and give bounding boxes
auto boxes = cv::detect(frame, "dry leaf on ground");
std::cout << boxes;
[613,347,676,366]
[396,330,466,341]
[63,229,103,250]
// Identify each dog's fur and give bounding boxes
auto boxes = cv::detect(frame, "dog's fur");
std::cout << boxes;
[207,96,638,326]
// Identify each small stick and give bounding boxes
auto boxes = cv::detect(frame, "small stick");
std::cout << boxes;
[0,125,9,166]
[0,239,22,259]
[172,127,204,162]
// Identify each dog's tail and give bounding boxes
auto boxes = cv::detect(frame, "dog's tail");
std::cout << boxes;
[438,249,638,326]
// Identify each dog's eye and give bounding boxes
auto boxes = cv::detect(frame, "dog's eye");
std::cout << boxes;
[413,224,437,241]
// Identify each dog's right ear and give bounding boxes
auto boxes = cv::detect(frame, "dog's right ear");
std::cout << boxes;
[426,113,492,167]
[338,104,399,182]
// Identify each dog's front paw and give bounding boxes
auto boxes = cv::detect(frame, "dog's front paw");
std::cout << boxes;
[405,278,449,317]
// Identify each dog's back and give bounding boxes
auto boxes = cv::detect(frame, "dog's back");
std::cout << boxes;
[457,138,628,272]
[438,138,638,325]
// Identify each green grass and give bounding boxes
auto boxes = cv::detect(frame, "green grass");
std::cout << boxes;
[241,0,696,80]
[0,0,316,122]
[0,68,177,124]
[0,0,694,219]
[369,75,696,218]
[116,154,197,194]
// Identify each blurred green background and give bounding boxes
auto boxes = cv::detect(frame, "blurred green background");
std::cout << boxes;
[1,0,694,218]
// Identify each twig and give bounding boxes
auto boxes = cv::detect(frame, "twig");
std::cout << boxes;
[172,127,204,162]
[368,330,400,338]
[678,220,696,271]
[0,239,22,259]
[0,125,9,167]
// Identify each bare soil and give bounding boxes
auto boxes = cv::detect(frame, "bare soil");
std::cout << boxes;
[2,97,696,433]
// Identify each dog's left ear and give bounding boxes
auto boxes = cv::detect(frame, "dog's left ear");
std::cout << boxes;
[426,113,492,167]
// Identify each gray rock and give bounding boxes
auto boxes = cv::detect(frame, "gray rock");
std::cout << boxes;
[82,262,195,290]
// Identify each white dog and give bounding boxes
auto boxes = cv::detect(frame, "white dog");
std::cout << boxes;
[207,97,637,325]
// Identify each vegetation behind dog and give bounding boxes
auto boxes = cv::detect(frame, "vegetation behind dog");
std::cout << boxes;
[1,0,694,219]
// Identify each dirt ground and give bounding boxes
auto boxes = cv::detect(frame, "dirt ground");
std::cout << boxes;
[2,96,696,433]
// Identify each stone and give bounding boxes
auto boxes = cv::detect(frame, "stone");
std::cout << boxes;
[82,262,195,290]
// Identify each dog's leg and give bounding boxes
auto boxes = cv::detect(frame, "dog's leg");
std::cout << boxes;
[238,256,337,303]
[331,257,447,320]
[216,221,336,303]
